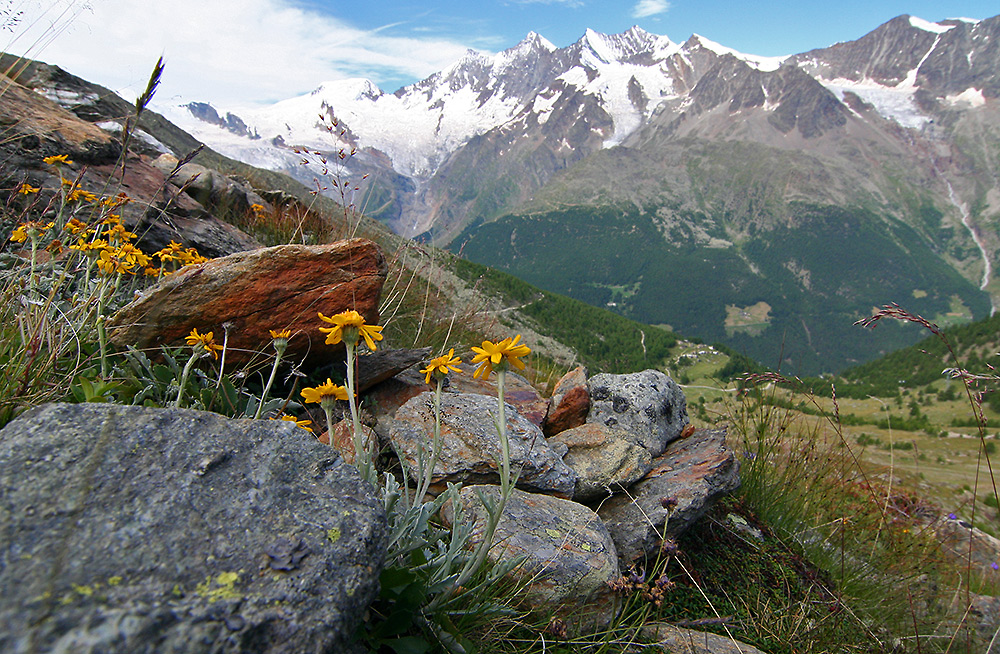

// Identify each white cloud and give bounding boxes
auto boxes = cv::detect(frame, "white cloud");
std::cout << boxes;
[10,0,479,107]
[632,0,670,19]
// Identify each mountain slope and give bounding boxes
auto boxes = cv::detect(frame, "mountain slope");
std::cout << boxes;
[164,14,1000,374]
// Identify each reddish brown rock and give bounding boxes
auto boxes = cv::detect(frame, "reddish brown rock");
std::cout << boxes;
[447,363,549,428]
[543,366,590,437]
[109,238,387,366]
[317,419,377,466]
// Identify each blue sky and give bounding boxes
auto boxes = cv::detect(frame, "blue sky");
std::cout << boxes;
[9,0,999,107]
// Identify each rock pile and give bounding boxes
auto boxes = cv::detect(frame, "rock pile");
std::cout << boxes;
[0,365,741,651]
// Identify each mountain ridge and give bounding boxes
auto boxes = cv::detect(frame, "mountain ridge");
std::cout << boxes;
[155,14,1000,374]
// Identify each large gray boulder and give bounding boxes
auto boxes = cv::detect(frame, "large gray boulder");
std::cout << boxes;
[587,370,688,457]
[443,485,621,635]
[389,392,577,498]
[0,403,387,654]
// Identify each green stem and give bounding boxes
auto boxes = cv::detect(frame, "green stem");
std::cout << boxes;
[254,346,284,420]
[96,279,111,378]
[28,235,38,296]
[497,369,511,493]
[415,377,444,501]
[435,366,515,605]
[174,350,199,408]
[322,401,336,448]
[344,341,372,483]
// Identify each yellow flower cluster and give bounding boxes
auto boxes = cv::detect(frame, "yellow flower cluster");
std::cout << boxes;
[10,220,53,243]
[151,240,209,272]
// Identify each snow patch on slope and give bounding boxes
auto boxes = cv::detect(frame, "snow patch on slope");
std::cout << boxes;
[946,87,987,107]
[822,78,930,129]
[691,34,788,71]
[909,16,955,34]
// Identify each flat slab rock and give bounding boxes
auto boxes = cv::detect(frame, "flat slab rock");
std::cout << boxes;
[444,485,620,635]
[0,403,387,654]
[598,428,740,567]
[389,392,577,498]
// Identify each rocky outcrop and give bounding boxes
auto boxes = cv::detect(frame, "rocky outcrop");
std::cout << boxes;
[0,403,387,654]
[0,74,262,261]
[0,350,742,651]
[109,238,387,366]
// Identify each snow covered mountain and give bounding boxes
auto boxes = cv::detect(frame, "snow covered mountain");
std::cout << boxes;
[165,14,998,245]
[160,24,788,235]
[159,14,1000,375]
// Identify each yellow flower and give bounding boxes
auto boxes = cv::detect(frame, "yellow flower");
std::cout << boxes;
[17,183,40,195]
[10,220,51,243]
[116,243,151,268]
[184,328,224,359]
[318,310,384,351]
[70,238,108,258]
[270,328,291,352]
[101,192,131,208]
[250,203,265,213]
[276,415,314,433]
[301,378,350,404]
[96,249,136,275]
[43,154,72,165]
[420,349,463,384]
[67,188,98,203]
[154,240,187,263]
[64,217,89,235]
[470,334,531,379]
[105,222,137,243]
[181,247,208,265]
